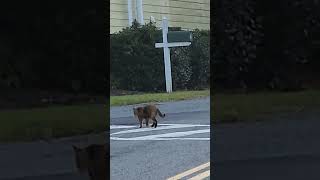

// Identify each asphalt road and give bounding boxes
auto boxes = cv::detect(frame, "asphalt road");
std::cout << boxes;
[110,110,210,180]
[0,97,209,180]
[0,133,106,180]
[212,108,320,180]
[0,173,89,180]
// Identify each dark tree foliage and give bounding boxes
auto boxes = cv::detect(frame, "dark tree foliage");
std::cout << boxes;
[212,0,320,92]
[0,1,106,94]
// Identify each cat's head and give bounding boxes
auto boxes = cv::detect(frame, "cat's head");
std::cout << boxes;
[133,107,139,117]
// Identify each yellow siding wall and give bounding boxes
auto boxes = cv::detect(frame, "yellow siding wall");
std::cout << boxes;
[110,0,210,34]
[110,0,128,33]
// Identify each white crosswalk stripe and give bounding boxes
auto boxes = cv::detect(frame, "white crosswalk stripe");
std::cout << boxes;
[110,125,136,129]
[110,123,210,141]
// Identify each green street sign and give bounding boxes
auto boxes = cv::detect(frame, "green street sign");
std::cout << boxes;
[156,31,192,43]
[168,31,192,42]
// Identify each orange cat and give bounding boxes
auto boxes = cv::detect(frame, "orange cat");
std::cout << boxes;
[133,104,165,128]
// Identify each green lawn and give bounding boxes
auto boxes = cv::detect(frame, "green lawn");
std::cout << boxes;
[0,104,107,142]
[212,90,320,123]
[110,90,209,106]
[5,89,317,141]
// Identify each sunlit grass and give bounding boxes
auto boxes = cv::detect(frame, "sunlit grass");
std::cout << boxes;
[0,104,108,142]
[110,90,209,106]
[212,90,320,123]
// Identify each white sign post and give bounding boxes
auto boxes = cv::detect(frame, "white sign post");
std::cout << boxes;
[155,17,191,93]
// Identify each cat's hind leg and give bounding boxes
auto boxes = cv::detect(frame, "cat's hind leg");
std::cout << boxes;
[152,118,158,128]
[139,118,142,128]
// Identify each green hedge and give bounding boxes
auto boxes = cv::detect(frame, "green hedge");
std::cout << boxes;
[110,21,210,92]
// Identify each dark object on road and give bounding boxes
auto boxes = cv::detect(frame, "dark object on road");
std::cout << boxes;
[133,104,165,128]
[73,144,108,180]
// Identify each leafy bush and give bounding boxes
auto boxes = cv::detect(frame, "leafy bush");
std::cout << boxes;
[189,29,210,89]
[171,46,192,90]
[110,21,164,91]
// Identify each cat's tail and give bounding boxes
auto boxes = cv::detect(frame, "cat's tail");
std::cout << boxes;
[157,109,165,118]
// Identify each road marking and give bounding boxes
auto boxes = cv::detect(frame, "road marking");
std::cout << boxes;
[188,170,210,180]
[111,137,210,141]
[111,124,208,135]
[166,162,210,180]
[130,129,209,140]
[111,129,209,141]
[159,124,209,126]
[110,125,136,129]
[111,123,210,141]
